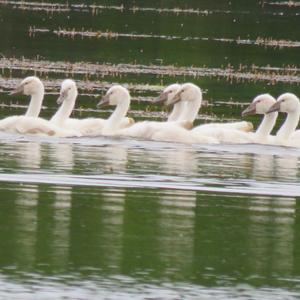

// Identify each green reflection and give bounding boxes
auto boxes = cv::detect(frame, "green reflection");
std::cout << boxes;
[0,183,298,290]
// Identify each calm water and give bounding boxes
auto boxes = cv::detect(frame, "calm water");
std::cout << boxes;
[0,1,300,299]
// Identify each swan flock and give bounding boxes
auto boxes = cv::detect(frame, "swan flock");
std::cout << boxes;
[2,76,300,148]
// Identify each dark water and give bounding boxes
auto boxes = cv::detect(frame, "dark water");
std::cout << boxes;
[0,1,300,299]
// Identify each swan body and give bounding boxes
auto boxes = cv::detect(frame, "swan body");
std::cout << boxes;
[266,93,300,147]
[118,120,218,144]
[193,121,253,132]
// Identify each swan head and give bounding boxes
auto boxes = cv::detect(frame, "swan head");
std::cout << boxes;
[10,76,44,96]
[153,83,181,106]
[57,79,78,105]
[97,85,130,108]
[168,83,202,106]
[242,94,276,116]
[267,93,300,114]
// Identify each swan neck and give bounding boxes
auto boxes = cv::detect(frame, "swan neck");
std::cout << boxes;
[51,95,76,126]
[25,89,44,117]
[168,101,185,122]
[255,112,278,137]
[276,110,300,140]
[178,96,201,123]
[104,99,130,131]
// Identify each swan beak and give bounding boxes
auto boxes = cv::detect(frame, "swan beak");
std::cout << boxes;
[242,102,256,117]
[168,90,182,106]
[57,91,67,105]
[97,94,110,108]
[57,96,64,105]
[266,101,281,114]
[153,92,168,104]
[10,84,24,96]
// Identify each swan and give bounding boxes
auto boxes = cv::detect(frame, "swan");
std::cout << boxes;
[160,83,252,143]
[100,85,218,144]
[156,83,253,132]
[0,76,45,133]
[96,85,134,135]
[155,83,184,122]
[155,83,201,124]
[51,79,134,136]
[153,83,193,129]
[0,76,59,135]
[242,94,278,144]
[202,92,279,145]
[1,77,80,137]
[266,93,300,147]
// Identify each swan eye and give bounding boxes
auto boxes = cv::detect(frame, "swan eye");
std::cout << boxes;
[168,90,173,93]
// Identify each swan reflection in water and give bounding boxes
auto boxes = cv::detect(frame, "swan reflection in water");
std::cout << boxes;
[155,147,197,275]
[2,133,299,279]
[99,144,128,270]
[14,141,41,265]
[248,153,296,275]
[49,143,74,267]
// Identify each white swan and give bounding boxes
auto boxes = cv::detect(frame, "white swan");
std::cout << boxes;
[96,85,134,135]
[100,85,218,144]
[51,79,134,136]
[156,83,253,132]
[0,76,59,135]
[266,93,300,147]
[242,94,278,144]
[1,77,81,137]
[155,83,184,122]
[160,83,252,143]
[153,83,193,129]
[0,76,44,132]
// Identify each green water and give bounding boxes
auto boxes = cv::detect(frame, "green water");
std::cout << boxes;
[0,1,300,299]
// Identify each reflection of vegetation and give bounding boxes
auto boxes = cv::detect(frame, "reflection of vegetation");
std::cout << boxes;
[0,182,297,288]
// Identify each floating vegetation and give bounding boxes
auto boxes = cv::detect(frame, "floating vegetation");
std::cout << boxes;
[29,27,181,41]
[217,36,300,49]
[0,77,163,95]
[0,0,252,16]
[0,57,299,85]
[267,1,300,7]
[29,27,300,49]
[253,36,300,48]
[3,0,300,17]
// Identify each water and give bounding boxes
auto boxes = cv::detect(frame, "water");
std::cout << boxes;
[0,1,300,299]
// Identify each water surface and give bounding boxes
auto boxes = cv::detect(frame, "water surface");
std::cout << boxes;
[0,1,300,299]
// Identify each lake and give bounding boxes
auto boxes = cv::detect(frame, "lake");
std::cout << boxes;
[0,1,300,299]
